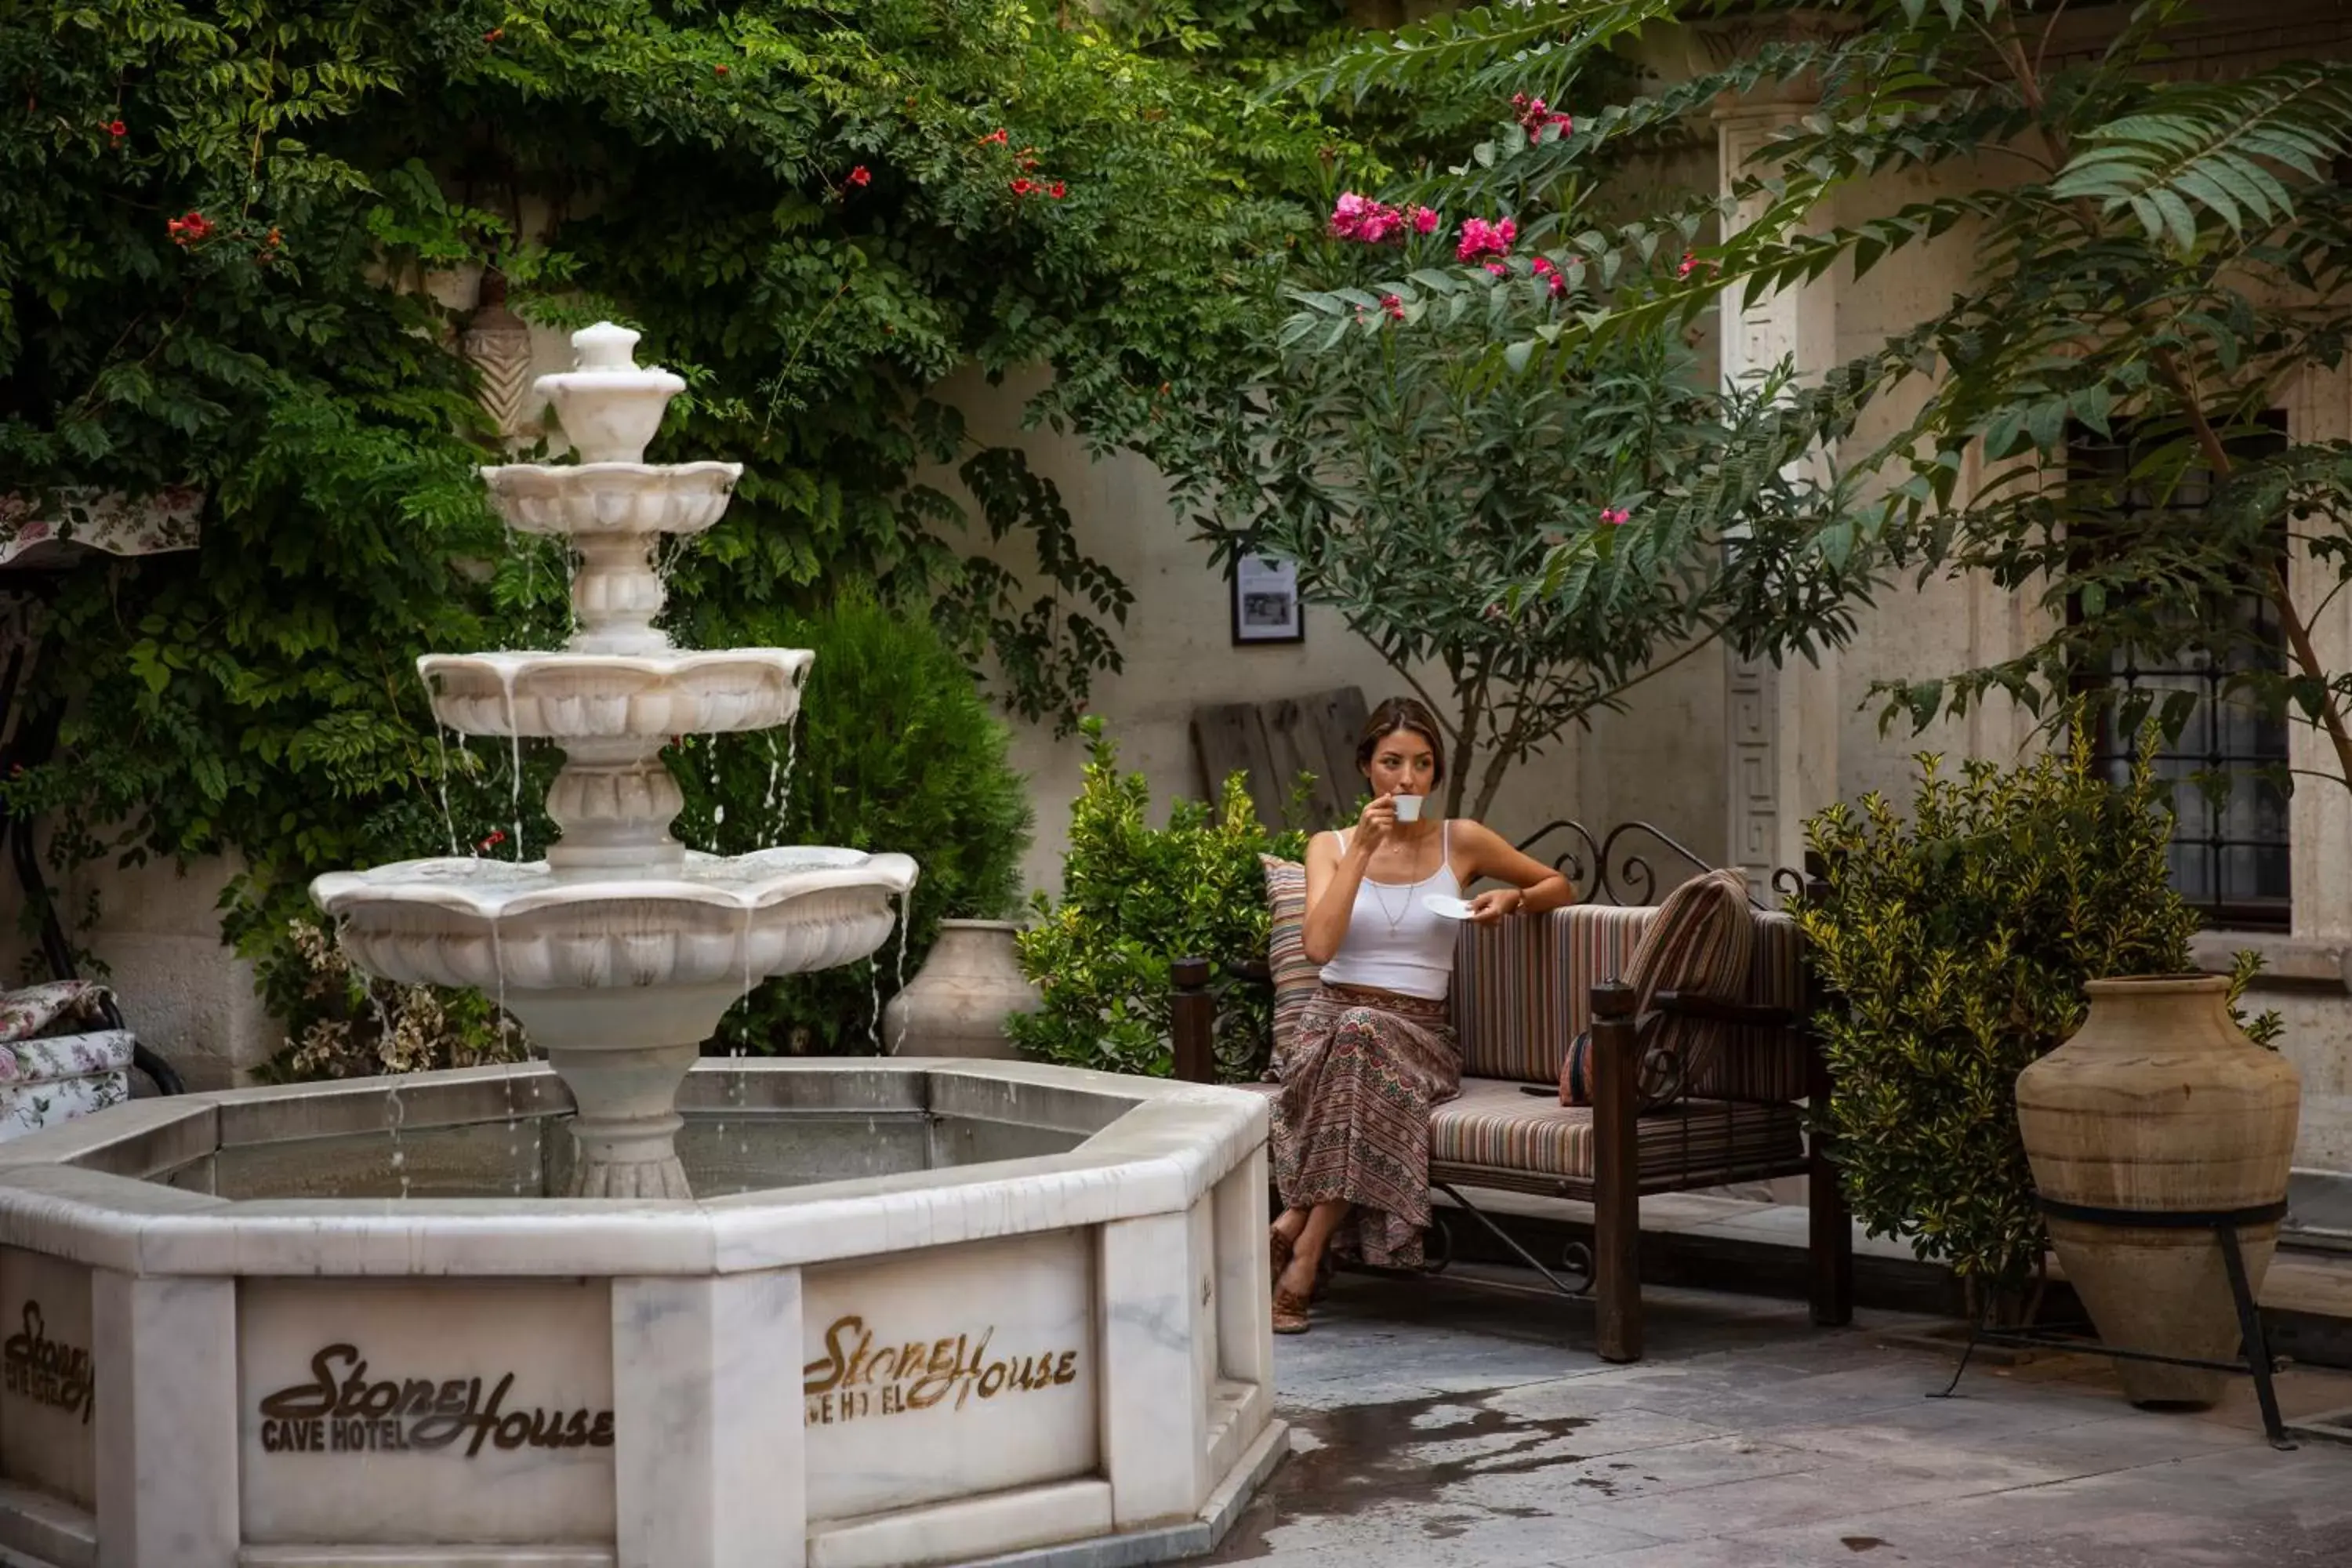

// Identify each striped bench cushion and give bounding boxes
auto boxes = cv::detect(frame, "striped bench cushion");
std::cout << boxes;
[1450,905,1809,1104]
[1623,869,1754,1108]
[1451,905,1648,1083]
[1428,1076,1806,1187]
[1690,911,1809,1103]
[1259,855,1317,1071]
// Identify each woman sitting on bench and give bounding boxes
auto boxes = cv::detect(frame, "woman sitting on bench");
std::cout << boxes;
[1269,696,1573,1333]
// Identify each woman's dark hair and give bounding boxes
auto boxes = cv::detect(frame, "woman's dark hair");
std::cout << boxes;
[1355,696,1447,788]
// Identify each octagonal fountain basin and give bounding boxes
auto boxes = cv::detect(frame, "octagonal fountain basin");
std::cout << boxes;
[0,1059,1283,1568]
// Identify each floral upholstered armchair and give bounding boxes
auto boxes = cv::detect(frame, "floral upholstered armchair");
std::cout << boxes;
[0,981,135,1141]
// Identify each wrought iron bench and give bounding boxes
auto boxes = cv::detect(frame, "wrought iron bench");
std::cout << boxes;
[1171,819,1853,1363]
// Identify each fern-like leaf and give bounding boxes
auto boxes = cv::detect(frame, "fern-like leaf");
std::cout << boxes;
[2052,63,2352,245]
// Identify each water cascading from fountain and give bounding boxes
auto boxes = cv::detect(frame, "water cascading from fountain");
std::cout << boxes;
[312,322,918,1199]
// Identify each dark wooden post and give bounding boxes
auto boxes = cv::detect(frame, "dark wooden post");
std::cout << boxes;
[1171,956,1215,1084]
[1591,978,1643,1363]
[1802,857,1855,1327]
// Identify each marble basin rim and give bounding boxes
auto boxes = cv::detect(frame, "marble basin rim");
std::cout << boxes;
[0,1058,1283,1568]
[480,460,743,539]
[0,1058,1271,1276]
[311,849,919,992]
[419,646,812,738]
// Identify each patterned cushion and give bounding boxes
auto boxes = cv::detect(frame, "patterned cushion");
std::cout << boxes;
[1617,869,1755,1109]
[1560,1029,1595,1104]
[0,1027,134,1145]
[1686,911,1810,1103]
[1451,906,1649,1083]
[1259,855,1317,1073]
[1428,1076,1806,1186]
[0,980,112,1044]
[0,1029,135,1086]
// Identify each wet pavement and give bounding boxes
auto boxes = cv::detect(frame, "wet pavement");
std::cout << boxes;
[1197,1266,2352,1567]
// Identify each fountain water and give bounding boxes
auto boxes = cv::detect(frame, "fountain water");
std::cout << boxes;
[0,325,1280,1568]
[311,323,917,1199]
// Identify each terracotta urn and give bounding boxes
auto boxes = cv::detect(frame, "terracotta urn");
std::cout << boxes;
[880,919,1040,1059]
[2015,975,2300,1406]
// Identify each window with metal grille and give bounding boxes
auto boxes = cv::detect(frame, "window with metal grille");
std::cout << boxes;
[2067,417,2290,931]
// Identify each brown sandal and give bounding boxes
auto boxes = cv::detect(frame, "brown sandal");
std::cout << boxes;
[1272,1286,1312,1335]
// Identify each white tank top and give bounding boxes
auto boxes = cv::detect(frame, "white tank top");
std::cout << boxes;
[1317,821,1463,1001]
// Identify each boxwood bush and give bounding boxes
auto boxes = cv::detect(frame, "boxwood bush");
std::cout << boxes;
[1795,725,2276,1299]
[1011,717,1305,1082]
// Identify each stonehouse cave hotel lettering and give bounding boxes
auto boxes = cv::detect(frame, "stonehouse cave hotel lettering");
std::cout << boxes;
[257,1342,614,1457]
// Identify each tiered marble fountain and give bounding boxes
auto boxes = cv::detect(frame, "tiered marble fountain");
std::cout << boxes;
[314,320,919,1201]
[0,327,1279,1568]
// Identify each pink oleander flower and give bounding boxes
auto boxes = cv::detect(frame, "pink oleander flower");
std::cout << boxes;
[1330,191,1408,244]
[1678,250,1706,278]
[1457,216,1516,263]
[1600,507,1632,527]
[1483,260,1508,277]
[1381,293,1406,321]
[1512,93,1574,137]
[1530,255,1568,297]
[1412,205,1439,234]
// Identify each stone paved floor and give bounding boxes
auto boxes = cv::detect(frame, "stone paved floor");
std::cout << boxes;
[1196,1267,2352,1567]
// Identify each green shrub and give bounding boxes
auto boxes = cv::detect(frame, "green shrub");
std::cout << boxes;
[690,589,1032,1056]
[1795,726,2277,1293]
[1009,717,1305,1082]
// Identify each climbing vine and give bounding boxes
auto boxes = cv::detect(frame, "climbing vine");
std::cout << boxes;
[0,0,1335,1052]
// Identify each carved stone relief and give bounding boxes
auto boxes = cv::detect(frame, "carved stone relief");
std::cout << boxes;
[1715,85,1841,900]
[459,270,536,442]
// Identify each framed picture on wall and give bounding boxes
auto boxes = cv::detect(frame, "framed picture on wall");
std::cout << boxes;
[1231,553,1304,645]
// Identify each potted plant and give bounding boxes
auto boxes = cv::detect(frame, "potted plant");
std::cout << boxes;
[1795,725,2285,1396]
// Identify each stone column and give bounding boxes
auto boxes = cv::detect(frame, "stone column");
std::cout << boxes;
[1211,1144,1273,1396]
[1715,87,1845,900]
[1098,1209,1210,1526]
[93,1272,238,1568]
[612,1270,807,1568]
[2286,366,2352,945]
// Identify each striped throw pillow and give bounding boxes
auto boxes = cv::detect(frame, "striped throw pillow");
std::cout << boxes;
[1259,855,1317,1076]
[1621,867,1754,1109]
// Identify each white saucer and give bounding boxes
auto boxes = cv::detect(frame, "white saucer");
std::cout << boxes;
[1423,894,1475,921]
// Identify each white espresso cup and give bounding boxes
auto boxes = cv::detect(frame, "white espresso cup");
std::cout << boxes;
[1392,793,1425,823]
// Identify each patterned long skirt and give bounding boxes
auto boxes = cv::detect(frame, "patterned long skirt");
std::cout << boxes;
[1269,984,1460,1269]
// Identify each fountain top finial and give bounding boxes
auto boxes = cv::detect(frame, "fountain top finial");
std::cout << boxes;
[572,322,643,374]
[532,321,685,466]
